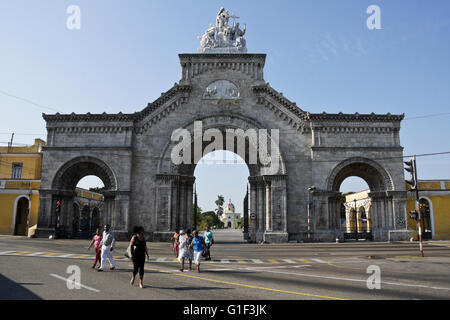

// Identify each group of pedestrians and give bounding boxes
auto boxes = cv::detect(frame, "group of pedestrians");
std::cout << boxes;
[173,226,214,273]
[87,224,213,289]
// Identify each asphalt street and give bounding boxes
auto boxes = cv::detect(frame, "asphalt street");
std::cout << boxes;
[1,229,450,300]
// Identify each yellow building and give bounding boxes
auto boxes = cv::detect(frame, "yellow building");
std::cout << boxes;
[0,139,104,237]
[345,180,450,240]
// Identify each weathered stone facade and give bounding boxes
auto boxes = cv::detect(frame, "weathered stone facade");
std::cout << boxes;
[35,52,410,242]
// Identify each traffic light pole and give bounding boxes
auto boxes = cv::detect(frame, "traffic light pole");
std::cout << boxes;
[413,156,424,257]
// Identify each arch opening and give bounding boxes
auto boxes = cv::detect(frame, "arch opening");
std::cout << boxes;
[327,158,393,241]
[14,197,29,236]
[194,150,249,236]
[49,157,112,239]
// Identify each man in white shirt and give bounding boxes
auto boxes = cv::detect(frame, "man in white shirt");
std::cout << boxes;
[98,224,116,272]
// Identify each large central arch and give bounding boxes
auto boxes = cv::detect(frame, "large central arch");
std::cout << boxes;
[153,113,288,242]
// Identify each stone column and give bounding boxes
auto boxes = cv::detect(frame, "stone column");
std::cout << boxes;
[248,177,257,242]
[265,180,272,232]
[262,175,288,243]
[388,190,409,241]
[179,179,186,229]
[256,177,265,241]
[182,176,195,230]
[155,174,179,241]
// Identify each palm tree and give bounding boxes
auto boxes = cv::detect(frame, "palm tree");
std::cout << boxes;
[215,195,225,217]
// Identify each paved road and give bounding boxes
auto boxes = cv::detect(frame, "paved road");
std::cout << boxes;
[1,230,450,300]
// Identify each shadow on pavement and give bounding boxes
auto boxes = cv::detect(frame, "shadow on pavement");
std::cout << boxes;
[0,274,42,300]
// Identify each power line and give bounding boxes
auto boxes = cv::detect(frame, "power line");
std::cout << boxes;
[404,112,450,120]
[0,89,61,113]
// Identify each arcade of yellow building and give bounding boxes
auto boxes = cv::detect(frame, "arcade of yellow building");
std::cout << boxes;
[345,181,450,240]
[0,139,104,237]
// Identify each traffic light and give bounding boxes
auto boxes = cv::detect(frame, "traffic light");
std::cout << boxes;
[56,200,61,214]
[404,159,417,190]
[409,210,418,221]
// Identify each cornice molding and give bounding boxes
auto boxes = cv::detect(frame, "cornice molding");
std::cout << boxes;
[252,84,309,133]
[308,112,405,123]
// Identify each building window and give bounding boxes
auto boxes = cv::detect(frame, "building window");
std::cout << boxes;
[11,163,23,179]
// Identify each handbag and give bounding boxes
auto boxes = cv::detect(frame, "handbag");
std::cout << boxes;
[124,245,132,259]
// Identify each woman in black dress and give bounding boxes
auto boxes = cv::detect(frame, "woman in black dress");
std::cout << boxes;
[129,226,149,288]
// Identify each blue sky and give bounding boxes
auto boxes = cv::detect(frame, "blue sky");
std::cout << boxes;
[1,1,449,214]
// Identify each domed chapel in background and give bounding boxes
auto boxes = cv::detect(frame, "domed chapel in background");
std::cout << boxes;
[220,199,241,228]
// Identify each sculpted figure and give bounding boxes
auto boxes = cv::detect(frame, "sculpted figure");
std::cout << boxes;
[216,7,230,32]
[199,24,216,49]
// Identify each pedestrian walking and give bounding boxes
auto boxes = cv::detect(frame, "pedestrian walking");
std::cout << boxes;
[171,228,180,257]
[129,226,149,289]
[190,230,205,273]
[178,230,187,272]
[186,229,194,271]
[204,226,214,261]
[98,224,116,272]
[178,230,194,272]
[87,228,102,269]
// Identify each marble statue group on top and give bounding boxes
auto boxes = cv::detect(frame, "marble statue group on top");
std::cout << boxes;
[198,7,247,53]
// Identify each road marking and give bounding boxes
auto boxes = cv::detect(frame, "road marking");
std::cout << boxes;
[58,254,77,258]
[145,267,346,300]
[11,251,30,255]
[75,255,92,259]
[282,259,296,264]
[237,260,247,263]
[220,259,230,263]
[156,257,167,262]
[26,252,47,256]
[251,259,263,264]
[297,259,312,263]
[49,274,100,293]
[0,251,15,255]
[311,258,327,263]
[267,259,279,263]
[42,253,60,257]
[254,269,450,292]
[172,258,178,262]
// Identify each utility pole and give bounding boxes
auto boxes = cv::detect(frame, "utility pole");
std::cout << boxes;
[405,156,424,257]
[193,183,198,231]
[7,133,14,153]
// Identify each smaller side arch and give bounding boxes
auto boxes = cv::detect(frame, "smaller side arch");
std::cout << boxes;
[51,156,118,191]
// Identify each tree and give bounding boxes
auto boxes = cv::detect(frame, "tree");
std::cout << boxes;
[197,210,224,230]
[235,217,245,229]
[215,195,225,217]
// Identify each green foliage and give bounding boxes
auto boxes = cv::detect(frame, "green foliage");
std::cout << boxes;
[215,195,225,216]
[195,208,224,231]
[234,217,245,228]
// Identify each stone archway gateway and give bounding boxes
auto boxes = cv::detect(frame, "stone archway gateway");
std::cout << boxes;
[35,8,410,242]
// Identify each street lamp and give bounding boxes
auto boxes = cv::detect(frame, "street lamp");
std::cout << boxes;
[307,186,316,242]
[354,198,358,238]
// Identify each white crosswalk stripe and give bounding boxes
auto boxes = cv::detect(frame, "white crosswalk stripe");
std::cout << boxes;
[282,259,296,264]
[57,254,77,258]
[310,258,327,263]
[251,259,263,264]
[0,250,331,265]
[0,251,16,255]
[26,252,47,256]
